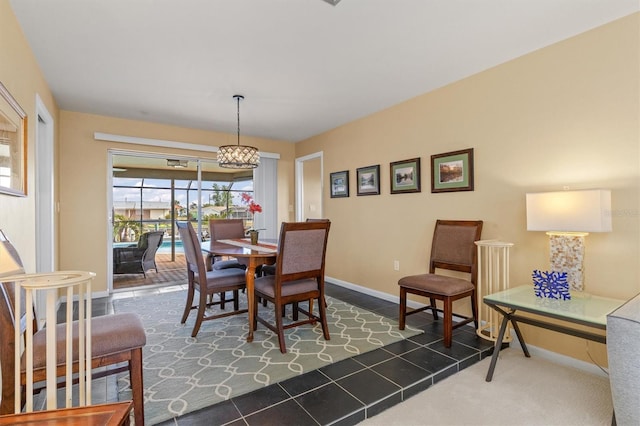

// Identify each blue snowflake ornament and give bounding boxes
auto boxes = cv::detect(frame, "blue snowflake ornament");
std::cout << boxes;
[532,270,571,300]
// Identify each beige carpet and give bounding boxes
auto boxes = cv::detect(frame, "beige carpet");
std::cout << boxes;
[360,348,613,426]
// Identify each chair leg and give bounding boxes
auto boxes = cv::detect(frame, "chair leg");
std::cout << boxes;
[130,348,145,426]
[233,289,239,311]
[274,301,287,353]
[191,289,207,337]
[318,295,330,341]
[180,281,195,324]
[471,290,479,330]
[443,297,453,348]
[399,287,407,330]
[429,297,439,320]
[220,291,226,309]
[252,294,259,331]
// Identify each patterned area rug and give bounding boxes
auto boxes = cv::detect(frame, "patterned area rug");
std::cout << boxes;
[114,289,421,425]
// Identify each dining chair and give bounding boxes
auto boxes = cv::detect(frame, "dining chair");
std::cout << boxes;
[0,231,146,424]
[260,218,330,319]
[398,219,483,347]
[177,221,248,337]
[252,220,331,353]
[208,219,247,271]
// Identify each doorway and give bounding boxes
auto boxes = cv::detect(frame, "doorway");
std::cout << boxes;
[295,152,323,221]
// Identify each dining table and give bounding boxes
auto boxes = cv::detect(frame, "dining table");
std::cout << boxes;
[201,238,278,342]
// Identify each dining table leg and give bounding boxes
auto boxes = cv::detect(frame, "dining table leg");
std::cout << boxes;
[245,259,258,342]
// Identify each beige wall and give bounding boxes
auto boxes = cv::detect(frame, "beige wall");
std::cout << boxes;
[0,1,59,272]
[58,111,296,291]
[297,13,640,365]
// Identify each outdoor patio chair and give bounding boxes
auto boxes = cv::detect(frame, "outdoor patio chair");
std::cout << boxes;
[113,230,164,277]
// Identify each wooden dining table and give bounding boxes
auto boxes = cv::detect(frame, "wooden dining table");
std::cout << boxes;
[202,238,277,342]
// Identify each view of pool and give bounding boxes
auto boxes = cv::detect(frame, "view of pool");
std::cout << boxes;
[113,239,185,253]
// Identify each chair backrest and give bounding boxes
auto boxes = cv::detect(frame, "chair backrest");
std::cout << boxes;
[274,221,331,280]
[141,231,164,260]
[429,220,483,283]
[176,222,206,277]
[0,232,37,414]
[209,219,245,241]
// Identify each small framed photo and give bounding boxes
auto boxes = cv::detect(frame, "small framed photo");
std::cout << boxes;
[390,158,421,194]
[431,148,474,193]
[330,170,349,198]
[0,82,28,197]
[356,164,380,196]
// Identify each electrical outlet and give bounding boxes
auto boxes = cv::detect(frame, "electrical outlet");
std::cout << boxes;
[393,260,400,271]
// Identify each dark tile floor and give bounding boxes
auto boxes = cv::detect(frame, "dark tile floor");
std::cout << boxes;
[150,283,496,426]
[58,282,495,425]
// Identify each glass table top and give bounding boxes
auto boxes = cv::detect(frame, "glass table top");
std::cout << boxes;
[484,285,625,327]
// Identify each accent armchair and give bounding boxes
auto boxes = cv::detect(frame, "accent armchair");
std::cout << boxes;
[113,230,164,277]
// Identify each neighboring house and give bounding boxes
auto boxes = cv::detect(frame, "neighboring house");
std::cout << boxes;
[113,201,172,220]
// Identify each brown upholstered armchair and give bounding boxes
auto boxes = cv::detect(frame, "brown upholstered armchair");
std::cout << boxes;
[113,230,164,277]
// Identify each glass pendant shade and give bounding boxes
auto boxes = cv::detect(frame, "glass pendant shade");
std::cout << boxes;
[218,94,260,169]
[217,144,260,169]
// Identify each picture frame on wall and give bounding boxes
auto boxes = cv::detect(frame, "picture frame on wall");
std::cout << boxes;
[356,164,380,196]
[0,82,28,197]
[431,148,474,193]
[330,170,349,198]
[390,158,421,194]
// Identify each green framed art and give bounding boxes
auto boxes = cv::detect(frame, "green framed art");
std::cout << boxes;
[431,148,474,193]
[390,158,421,194]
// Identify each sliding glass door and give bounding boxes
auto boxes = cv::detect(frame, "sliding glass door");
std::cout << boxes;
[109,152,254,290]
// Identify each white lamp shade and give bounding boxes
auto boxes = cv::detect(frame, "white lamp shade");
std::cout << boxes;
[526,189,612,233]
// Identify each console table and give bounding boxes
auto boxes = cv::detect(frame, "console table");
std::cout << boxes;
[483,285,624,382]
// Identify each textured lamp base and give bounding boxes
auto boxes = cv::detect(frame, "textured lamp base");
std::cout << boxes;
[547,232,587,291]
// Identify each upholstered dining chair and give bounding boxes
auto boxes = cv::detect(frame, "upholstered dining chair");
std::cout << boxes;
[0,230,146,424]
[208,219,247,271]
[177,221,248,337]
[253,220,331,353]
[398,220,483,348]
[260,218,330,319]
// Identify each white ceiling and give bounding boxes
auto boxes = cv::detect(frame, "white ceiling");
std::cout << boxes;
[10,0,639,142]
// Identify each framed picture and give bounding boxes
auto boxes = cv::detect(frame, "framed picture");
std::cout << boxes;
[431,148,474,193]
[390,158,421,194]
[330,170,349,198]
[356,164,380,196]
[0,82,28,197]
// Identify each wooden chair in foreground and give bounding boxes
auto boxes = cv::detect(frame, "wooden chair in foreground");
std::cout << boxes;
[253,220,331,353]
[0,230,146,425]
[398,220,483,348]
[177,221,248,337]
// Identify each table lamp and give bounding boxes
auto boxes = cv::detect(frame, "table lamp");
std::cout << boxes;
[526,189,612,291]
[0,229,24,278]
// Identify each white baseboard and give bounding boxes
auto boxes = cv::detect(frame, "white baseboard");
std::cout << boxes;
[326,275,610,378]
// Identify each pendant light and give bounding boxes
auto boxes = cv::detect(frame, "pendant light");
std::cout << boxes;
[217,95,260,169]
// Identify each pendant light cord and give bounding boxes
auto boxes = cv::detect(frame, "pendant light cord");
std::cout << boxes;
[234,94,244,147]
